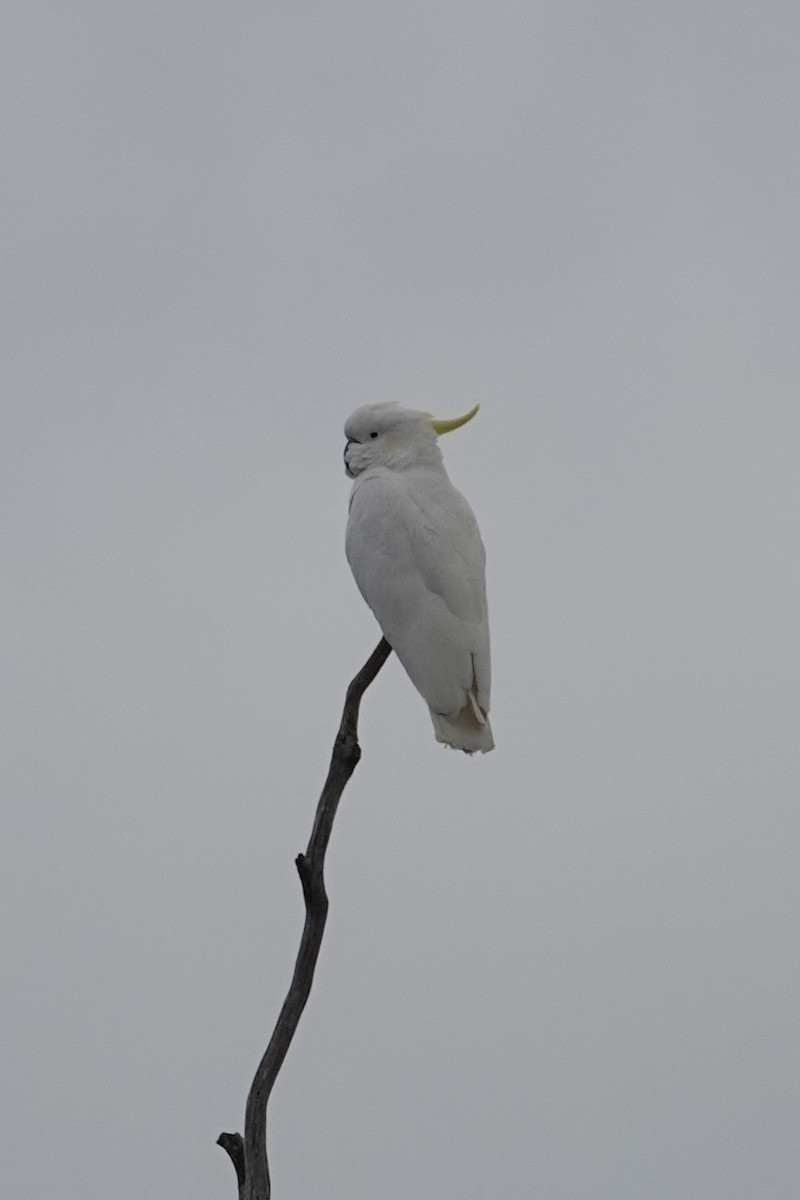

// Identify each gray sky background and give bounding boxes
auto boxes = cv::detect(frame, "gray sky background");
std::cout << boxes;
[3,2,799,1197]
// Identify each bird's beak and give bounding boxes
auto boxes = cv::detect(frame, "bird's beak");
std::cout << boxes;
[431,404,480,436]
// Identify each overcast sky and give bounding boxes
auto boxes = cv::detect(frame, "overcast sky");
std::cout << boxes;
[3,2,800,1197]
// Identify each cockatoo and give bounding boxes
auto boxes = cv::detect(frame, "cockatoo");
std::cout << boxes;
[344,402,493,754]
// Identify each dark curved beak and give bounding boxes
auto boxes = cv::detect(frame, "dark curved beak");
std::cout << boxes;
[344,438,356,478]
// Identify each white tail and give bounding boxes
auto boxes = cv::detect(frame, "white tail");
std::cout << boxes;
[430,691,494,754]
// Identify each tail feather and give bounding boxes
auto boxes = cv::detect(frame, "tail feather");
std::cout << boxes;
[430,694,494,754]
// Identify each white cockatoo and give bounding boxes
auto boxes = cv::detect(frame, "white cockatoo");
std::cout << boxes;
[344,402,493,754]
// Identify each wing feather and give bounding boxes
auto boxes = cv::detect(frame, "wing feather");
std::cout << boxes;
[346,467,491,718]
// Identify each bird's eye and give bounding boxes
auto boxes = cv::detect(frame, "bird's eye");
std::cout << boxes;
[369,431,378,439]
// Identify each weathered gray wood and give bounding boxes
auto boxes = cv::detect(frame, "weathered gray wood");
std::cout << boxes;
[218,637,393,1199]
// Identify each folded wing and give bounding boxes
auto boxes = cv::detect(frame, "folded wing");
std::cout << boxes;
[346,468,491,739]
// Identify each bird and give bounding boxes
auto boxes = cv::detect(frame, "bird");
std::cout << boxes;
[343,402,493,754]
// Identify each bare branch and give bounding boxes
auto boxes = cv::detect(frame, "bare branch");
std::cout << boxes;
[218,637,393,1199]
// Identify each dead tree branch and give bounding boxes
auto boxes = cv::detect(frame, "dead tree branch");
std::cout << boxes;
[218,637,393,1200]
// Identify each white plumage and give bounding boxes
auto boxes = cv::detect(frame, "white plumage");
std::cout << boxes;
[343,402,493,754]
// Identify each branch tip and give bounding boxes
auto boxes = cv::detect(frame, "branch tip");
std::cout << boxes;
[217,1131,245,1191]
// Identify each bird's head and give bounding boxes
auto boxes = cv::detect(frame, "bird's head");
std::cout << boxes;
[343,402,479,478]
